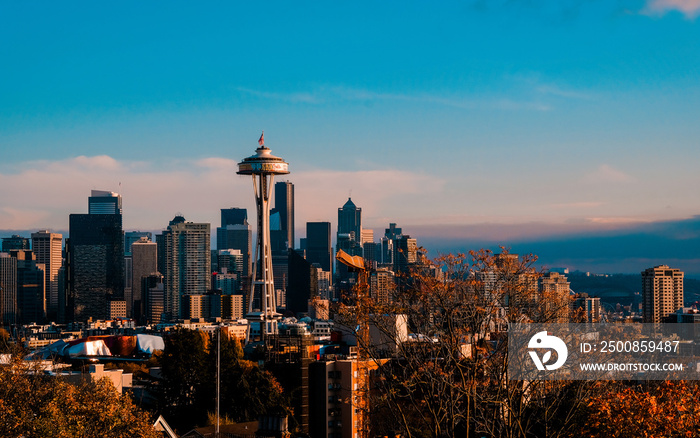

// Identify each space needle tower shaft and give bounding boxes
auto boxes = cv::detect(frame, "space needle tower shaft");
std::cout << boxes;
[237,132,289,343]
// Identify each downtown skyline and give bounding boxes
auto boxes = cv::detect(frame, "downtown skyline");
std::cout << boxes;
[2,1,700,274]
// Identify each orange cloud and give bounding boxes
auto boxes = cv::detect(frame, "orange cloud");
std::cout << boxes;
[645,0,700,18]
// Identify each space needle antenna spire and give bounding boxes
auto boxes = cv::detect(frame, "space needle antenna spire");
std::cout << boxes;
[237,132,289,344]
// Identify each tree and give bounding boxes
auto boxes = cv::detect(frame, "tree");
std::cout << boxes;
[575,381,700,438]
[0,356,159,438]
[201,329,289,423]
[158,328,210,429]
[335,248,588,438]
[158,328,289,432]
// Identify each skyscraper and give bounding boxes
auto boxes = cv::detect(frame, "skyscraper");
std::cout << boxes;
[642,265,684,323]
[124,231,152,256]
[11,250,46,325]
[274,180,295,250]
[380,223,402,266]
[393,235,417,274]
[306,222,332,273]
[160,216,211,320]
[287,249,319,316]
[572,293,601,323]
[221,208,248,228]
[0,253,17,327]
[539,272,571,322]
[370,268,394,305]
[2,235,30,252]
[217,208,252,281]
[337,198,362,251]
[67,213,124,322]
[31,230,63,320]
[131,237,157,321]
[67,190,124,321]
[336,198,363,286]
[88,190,122,214]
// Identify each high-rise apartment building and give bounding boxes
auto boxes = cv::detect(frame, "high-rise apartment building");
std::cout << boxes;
[539,272,571,322]
[642,265,684,323]
[221,294,245,320]
[31,230,63,320]
[309,359,384,438]
[572,293,601,323]
[370,268,394,305]
[160,216,211,320]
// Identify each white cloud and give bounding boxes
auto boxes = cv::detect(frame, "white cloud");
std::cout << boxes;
[535,84,594,101]
[583,164,636,184]
[0,155,248,231]
[549,201,605,209]
[236,85,551,111]
[0,156,447,234]
[644,0,700,17]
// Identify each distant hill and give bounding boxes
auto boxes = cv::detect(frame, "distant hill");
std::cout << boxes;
[567,271,700,309]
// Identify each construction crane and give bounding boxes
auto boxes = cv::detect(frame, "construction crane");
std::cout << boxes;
[335,249,370,359]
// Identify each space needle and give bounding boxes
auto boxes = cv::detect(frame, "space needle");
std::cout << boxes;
[237,132,289,343]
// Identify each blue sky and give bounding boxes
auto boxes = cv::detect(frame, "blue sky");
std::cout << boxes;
[2,1,700,272]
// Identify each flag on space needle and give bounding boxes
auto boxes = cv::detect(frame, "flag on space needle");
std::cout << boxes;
[258,131,265,146]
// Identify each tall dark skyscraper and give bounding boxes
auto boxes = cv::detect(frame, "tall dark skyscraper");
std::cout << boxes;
[0,253,17,326]
[67,212,124,322]
[273,181,295,250]
[221,208,248,227]
[338,197,361,245]
[306,222,332,273]
[287,249,318,315]
[131,237,157,322]
[11,250,45,325]
[393,235,417,274]
[336,198,363,288]
[270,181,294,296]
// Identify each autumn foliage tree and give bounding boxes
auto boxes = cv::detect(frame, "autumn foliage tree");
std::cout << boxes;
[574,381,700,438]
[0,356,159,438]
[158,328,289,432]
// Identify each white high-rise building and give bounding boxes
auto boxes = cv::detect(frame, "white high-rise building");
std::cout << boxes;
[642,265,684,323]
